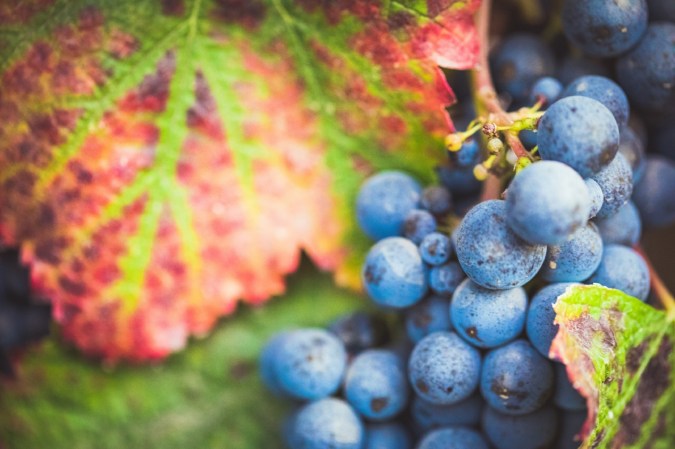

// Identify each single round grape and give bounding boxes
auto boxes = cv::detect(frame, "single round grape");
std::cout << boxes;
[562,0,647,57]
[429,262,465,297]
[420,186,453,217]
[506,160,591,245]
[526,283,578,358]
[585,179,604,219]
[450,279,527,349]
[482,405,558,449]
[405,295,452,343]
[588,245,650,301]
[538,96,619,178]
[287,398,364,449]
[556,410,587,449]
[519,129,538,150]
[362,237,428,308]
[437,164,482,197]
[259,331,290,396]
[409,332,481,405]
[419,232,452,266]
[344,350,409,421]
[403,209,437,245]
[411,393,484,433]
[594,201,641,246]
[616,23,675,112]
[328,312,390,355]
[365,422,412,449]
[562,75,629,128]
[530,76,563,105]
[481,339,554,415]
[618,127,646,183]
[591,152,633,219]
[357,171,421,240]
[417,427,489,449]
[490,33,555,102]
[554,362,586,411]
[540,223,603,282]
[274,329,347,400]
[632,156,675,228]
[455,200,546,289]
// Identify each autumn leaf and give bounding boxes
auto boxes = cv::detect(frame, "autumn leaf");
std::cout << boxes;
[0,0,480,361]
[552,285,674,449]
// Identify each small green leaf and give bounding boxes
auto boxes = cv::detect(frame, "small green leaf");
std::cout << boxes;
[552,285,674,449]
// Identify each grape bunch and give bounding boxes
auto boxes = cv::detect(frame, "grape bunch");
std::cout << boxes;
[259,0,674,448]
[0,248,52,376]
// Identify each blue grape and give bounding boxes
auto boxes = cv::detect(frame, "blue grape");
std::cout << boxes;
[455,200,546,289]
[526,283,578,358]
[357,171,421,240]
[419,232,452,266]
[259,331,291,396]
[556,56,610,85]
[482,404,558,449]
[365,423,412,449]
[480,339,554,415]
[408,332,481,405]
[286,398,364,449]
[450,279,527,349]
[328,312,389,355]
[420,186,453,217]
[417,427,489,449]
[530,76,563,105]
[594,201,642,246]
[448,138,481,168]
[554,363,586,411]
[428,262,465,297]
[362,237,428,308]
[506,160,591,245]
[632,156,675,228]
[344,350,409,420]
[618,127,646,183]
[556,410,587,449]
[588,244,650,301]
[519,129,538,150]
[405,295,452,343]
[411,393,483,432]
[538,96,619,178]
[437,164,482,197]
[616,23,675,112]
[490,33,555,102]
[585,178,604,219]
[540,223,604,282]
[403,209,437,245]
[591,152,633,219]
[562,75,629,128]
[562,0,648,57]
[273,329,347,400]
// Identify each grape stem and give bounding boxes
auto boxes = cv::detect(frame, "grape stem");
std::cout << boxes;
[634,245,675,316]
[471,0,529,202]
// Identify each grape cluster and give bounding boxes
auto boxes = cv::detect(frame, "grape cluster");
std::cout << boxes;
[260,1,674,448]
[0,249,51,376]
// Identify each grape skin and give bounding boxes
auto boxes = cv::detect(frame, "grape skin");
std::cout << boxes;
[537,96,619,178]
[455,200,546,290]
[450,279,527,349]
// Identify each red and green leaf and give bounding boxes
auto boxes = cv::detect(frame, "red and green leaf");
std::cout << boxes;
[552,285,674,449]
[0,0,481,361]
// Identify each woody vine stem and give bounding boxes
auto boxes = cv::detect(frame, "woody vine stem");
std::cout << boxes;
[462,0,675,313]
